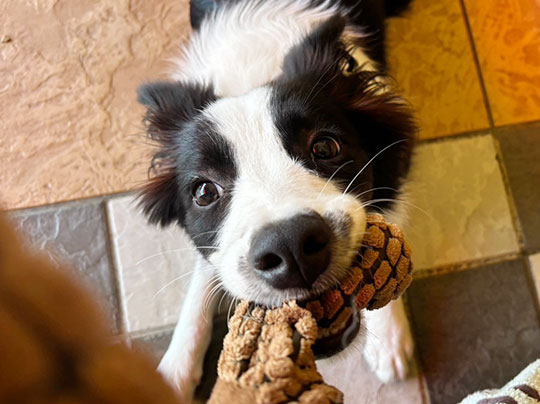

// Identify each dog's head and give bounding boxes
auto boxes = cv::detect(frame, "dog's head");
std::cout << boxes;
[137,17,415,307]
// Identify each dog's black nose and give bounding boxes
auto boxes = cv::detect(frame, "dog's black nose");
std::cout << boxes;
[248,212,332,289]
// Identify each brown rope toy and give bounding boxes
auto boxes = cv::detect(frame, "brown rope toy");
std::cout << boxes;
[209,213,413,404]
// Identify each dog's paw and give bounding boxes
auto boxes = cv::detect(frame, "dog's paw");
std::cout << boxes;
[158,340,203,404]
[157,355,202,404]
[362,298,414,383]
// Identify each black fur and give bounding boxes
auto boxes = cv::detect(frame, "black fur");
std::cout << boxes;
[189,0,412,66]
[271,15,416,209]
[137,81,238,251]
[137,81,215,226]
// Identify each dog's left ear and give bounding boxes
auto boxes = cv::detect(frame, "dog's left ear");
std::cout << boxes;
[137,81,216,226]
[281,15,350,80]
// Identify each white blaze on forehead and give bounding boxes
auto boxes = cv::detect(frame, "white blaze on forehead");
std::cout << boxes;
[203,87,333,222]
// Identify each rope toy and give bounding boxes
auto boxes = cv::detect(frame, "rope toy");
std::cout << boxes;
[209,214,413,404]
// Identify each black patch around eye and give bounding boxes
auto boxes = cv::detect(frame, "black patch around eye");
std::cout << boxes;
[175,119,238,254]
[269,15,416,209]
[137,80,239,256]
[137,81,217,228]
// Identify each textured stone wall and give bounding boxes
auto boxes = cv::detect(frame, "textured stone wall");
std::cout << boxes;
[0,0,190,209]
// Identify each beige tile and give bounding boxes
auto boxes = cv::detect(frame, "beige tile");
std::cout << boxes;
[106,195,196,332]
[403,135,519,271]
[319,353,425,404]
[464,0,540,126]
[386,0,490,139]
[0,0,190,210]
[529,253,540,304]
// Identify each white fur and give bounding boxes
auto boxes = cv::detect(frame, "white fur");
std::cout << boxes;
[202,87,367,306]
[158,256,217,403]
[172,0,375,97]
[361,299,415,382]
[157,0,415,399]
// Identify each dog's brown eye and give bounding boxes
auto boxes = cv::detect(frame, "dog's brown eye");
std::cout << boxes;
[193,182,221,206]
[311,136,341,160]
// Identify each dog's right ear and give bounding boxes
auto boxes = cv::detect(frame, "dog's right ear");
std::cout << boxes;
[137,81,216,226]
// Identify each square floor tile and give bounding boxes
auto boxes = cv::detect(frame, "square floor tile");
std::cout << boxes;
[495,124,540,252]
[1,0,191,210]
[529,253,540,305]
[386,0,489,139]
[463,0,540,126]
[10,200,120,333]
[319,353,426,404]
[407,259,540,404]
[404,134,519,271]
[106,195,197,333]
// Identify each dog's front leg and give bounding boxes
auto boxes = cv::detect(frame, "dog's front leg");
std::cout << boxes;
[158,254,217,402]
[362,298,415,382]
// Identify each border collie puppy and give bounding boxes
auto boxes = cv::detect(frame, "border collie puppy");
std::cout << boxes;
[138,0,415,401]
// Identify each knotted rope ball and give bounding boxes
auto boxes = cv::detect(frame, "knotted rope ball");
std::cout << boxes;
[210,214,413,404]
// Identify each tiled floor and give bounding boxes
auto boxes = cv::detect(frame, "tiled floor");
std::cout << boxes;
[3,1,540,404]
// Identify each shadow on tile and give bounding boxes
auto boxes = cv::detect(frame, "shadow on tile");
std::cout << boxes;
[407,259,540,404]
[495,123,540,252]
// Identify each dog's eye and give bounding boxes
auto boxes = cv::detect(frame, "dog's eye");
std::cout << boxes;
[193,182,221,207]
[311,136,341,160]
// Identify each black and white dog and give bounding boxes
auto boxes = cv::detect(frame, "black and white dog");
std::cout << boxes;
[137,0,416,401]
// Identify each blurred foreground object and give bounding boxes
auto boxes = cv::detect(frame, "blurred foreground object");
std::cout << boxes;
[0,215,179,404]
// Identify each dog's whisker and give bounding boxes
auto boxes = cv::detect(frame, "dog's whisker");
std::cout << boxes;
[353,186,399,200]
[361,198,432,220]
[151,266,214,300]
[317,160,354,199]
[134,246,219,266]
[191,230,220,240]
[303,56,343,106]
[217,290,229,313]
[343,139,407,195]
[202,276,223,322]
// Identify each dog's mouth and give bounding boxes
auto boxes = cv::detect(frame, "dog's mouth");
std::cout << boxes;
[297,263,364,359]
[295,214,414,358]
[302,295,361,358]
[227,213,412,359]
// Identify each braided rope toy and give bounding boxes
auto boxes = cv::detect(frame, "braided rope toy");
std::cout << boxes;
[209,214,413,404]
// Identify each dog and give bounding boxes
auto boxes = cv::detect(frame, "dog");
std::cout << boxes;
[137,0,416,401]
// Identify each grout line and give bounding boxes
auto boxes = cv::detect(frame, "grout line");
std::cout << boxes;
[490,135,526,251]
[405,117,540,147]
[6,190,136,216]
[414,252,523,279]
[417,128,491,146]
[458,0,495,128]
[522,255,540,327]
[126,324,176,339]
[102,197,129,337]
[490,119,540,133]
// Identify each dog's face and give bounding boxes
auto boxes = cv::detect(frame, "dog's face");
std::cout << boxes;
[138,18,414,307]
